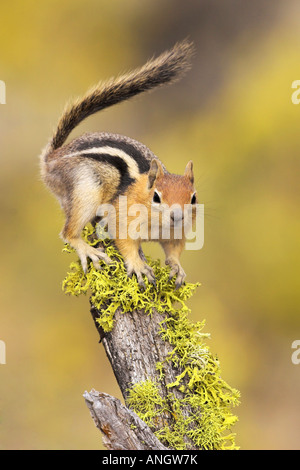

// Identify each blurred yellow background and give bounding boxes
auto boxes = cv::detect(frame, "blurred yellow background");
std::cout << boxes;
[0,0,299,450]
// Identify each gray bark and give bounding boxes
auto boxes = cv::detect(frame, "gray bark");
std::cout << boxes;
[88,304,198,450]
[84,390,168,450]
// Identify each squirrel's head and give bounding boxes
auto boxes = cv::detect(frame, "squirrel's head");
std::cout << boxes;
[148,159,197,233]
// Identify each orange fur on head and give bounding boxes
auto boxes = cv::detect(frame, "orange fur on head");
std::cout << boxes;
[155,173,195,208]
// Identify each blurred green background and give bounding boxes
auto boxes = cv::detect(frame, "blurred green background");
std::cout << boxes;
[0,0,299,450]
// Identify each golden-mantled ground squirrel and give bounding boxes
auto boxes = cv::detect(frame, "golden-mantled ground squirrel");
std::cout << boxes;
[40,40,197,288]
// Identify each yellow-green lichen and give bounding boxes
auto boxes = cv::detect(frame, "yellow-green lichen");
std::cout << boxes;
[62,224,240,450]
[127,313,240,450]
[62,224,199,332]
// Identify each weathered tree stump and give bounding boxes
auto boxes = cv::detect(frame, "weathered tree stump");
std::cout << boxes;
[62,226,239,450]
[83,390,168,450]
[87,305,197,450]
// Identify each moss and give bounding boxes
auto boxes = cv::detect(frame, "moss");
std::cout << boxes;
[62,224,240,450]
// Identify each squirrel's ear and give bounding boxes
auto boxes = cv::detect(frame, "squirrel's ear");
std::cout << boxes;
[148,159,163,189]
[184,160,194,184]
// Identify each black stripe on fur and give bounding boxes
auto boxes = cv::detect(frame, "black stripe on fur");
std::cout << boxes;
[82,152,135,196]
[75,138,151,174]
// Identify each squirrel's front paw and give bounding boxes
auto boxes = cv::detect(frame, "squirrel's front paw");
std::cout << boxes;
[127,262,156,290]
[166,260,186,289]
[77,244,112,273]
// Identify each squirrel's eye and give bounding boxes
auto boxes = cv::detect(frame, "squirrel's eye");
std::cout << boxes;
[191,193,197,205]
[153,191,161,203]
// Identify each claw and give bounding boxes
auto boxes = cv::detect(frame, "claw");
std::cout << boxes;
[149,278,157,289]
[129,271,146,290]
[167,260,186,289]
[175,278,185,290]
[80,256,88,274]
[138,279,146,291]
[126,261,156,290]
[77,244,112,273]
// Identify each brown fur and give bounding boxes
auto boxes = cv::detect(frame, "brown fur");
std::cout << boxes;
[110,164,197,288]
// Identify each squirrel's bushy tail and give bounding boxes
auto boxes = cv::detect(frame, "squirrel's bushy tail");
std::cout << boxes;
[48,39,194,152]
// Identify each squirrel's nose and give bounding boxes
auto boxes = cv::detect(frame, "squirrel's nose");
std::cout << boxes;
[170,208,183,222]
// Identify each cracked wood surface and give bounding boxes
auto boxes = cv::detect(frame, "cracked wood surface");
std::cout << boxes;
[84,390,168,450]
[88,305,198,450]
